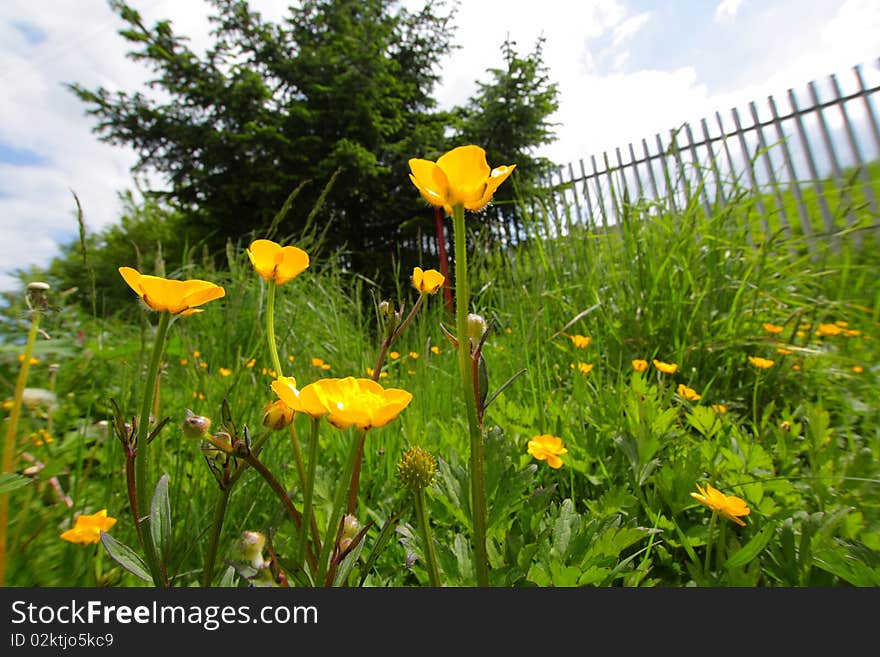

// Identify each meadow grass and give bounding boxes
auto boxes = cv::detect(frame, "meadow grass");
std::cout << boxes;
[1,171,878,587]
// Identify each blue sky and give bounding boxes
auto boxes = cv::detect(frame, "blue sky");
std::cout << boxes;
[1,0,878,293]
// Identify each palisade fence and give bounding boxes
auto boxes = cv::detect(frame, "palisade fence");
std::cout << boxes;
[530,58,880,252]
[406,58,880,262]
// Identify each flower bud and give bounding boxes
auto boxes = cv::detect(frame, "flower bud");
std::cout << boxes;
[239,530,269,570]
[262,399,295,430]
[466,313,487,341]
[338,514,361,553]
[397,446,438,492]
[182,409,212,438]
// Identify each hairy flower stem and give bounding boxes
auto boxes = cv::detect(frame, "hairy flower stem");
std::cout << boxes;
[202,486,231,587]
[0,307,42,586]
[318,429,365,585]
[266,280,284,378]
[134,310,171,587]
[451,203,489,587]
[297,417,321,574]
[704,511,718,576]
[413,487,442,587]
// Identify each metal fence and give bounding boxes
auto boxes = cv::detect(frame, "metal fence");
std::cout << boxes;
[537,58,880,250]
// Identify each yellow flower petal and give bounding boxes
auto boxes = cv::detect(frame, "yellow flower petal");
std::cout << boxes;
[412,266,445,294]
[247,239,309,285]
[118,267,225,315]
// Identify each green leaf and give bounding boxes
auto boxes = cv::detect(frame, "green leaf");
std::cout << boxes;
[333,537,366,587]
[218,565,238,588]
[724,523,775,570]
[0,473,32,494]
[150,473,172,564]
[100,532,153,583]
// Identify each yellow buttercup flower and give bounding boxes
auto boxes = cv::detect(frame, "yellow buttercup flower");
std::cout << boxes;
[412,266,445,294]
[246,239,310,286]
[430,346,441,355]
[748,356,775,369]
[632,359,648,372]
[677,383,701,401]
[690,483,750,526]
[653,359,678,374]
[119,267,225,315]
[762,322,784,335]
[712,404,728,414]
[569,334,591,349]
[261,399,296,430]
[390,352,401,360]
[60,509,117,545]
[219,367,232,377]
[271,376,328,419]
[409,351,420,360]
[571,362,593,374]
[408,145,515,214]
[310,377,413,431]
[816,322,842,337]
[527,434,568,469]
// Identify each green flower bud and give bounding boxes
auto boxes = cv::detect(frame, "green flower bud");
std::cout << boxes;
[466,313,487,341]
[182,409,212,438]
[397,446,438,492]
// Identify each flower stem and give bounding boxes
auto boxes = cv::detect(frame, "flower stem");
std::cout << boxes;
[0,306,42,586]
[318,429,365,585]
[266,280,284,378]
[413,487,442,587]
[134,310,172,587]
[451,203,489,587]
[704,510,717,576]
[241,451,317,577]
[202,486,231,587]
[297,417,321,574]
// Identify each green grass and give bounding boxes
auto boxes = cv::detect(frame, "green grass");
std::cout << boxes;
[1,165,878,587]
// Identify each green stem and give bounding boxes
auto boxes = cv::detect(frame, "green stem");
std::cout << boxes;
[241,451,317,577]
[413,487,441,587]
[451,203,489,587]
[704,510,717,576]
[317,429,365,585]
[297,417,321,574]
[134,310,172,587]
[202,486,231,587]
[266,280,284,378]
[0,307,41,586]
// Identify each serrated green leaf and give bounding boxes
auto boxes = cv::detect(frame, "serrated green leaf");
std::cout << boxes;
[100,531,153,583]
[150,474,172,564]
[0,473,32,494]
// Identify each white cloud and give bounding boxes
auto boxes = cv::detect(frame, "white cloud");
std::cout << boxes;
[611,11,652,47]
[714,0,745,23]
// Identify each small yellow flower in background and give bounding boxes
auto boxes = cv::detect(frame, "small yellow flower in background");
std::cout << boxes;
[690,483,750,526]
[677,384,701,401]
[287,355,295,363]
[570,362,593,374]
[843,329,860,338]
[408,145,516,214]
[246,239,310,286]
[835,320,849,327]
[407,369,416,376]
[60,509,117,545]
[199,361,208,369]
[193,351,201,358]
[17,354,39,365]
[817,323,842,337]
[799,323,812,330]
[569,334,591,349]
[118,267,225,315]
[792,364,801,371]
[411,266,445,294]
[852,366,864,374]
[776,347,793,355]
[632,358,648,372]
[30,429,54,446]
[796,330,808,339]
[192,391,206,400]
[219,367,232,377]
[409,351,420,360]
[711,404,728,414]
[179,358,189,366]
[390,351,401,360]
[245,357,256,369]
[653,359,678,374]
[1,400,14,411]
[748,356,775,370]
[505,327,513,334]
[527,434,568,469]
[632,359,648,372]
[762,322,784,335]
[312,357,331,371]
[430,345,441,355]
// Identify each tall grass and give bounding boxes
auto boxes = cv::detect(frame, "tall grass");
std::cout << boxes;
[1,166,878,587]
